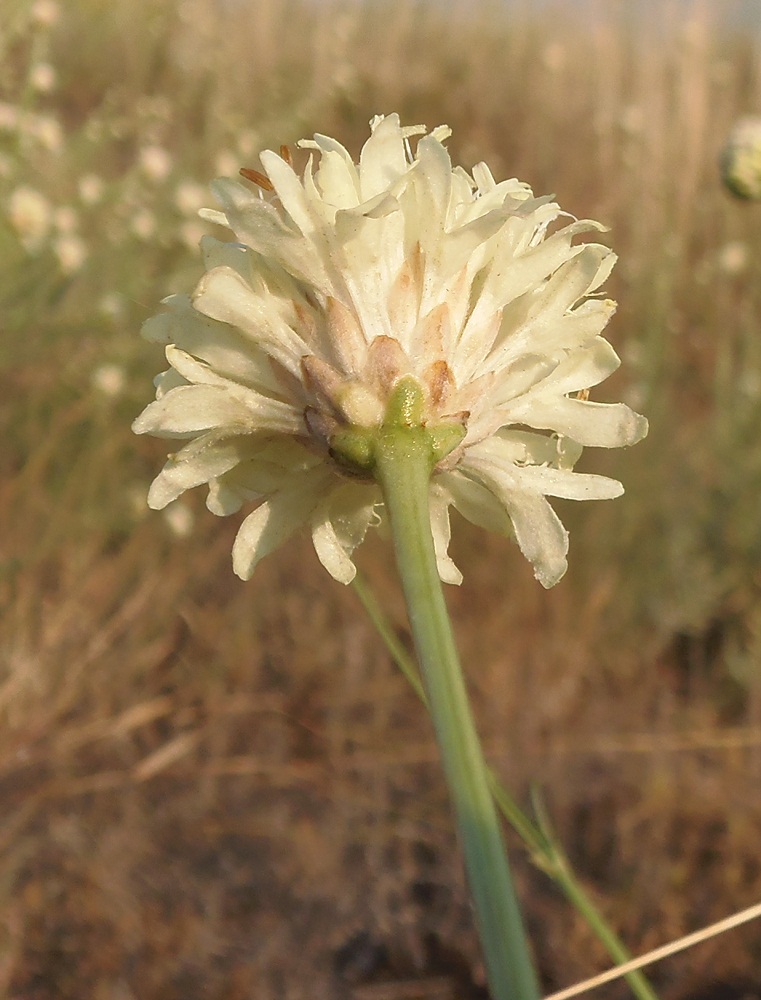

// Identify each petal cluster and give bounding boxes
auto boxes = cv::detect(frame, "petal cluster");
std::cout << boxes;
[133,114,647,587]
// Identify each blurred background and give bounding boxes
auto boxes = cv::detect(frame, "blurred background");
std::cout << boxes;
[3,0,761,997]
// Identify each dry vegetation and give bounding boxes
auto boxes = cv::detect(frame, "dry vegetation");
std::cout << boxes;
[3,0,761,997]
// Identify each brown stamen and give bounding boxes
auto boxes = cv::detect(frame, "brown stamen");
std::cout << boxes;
[279,144,293,165]
[239,167,274,191]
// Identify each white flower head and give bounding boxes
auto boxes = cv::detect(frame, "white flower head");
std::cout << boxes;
[53,233,87,274]
[29,62,57,93]
[134,115,647,587]
[31,0,60,26]
[79,173,105,205]
[27,114,63,153]
[8,185,51,252]
[91,363,126,398]
[138,145,173,183]
[721,117,761,200]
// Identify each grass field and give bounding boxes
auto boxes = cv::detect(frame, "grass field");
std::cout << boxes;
[3,0,761,997]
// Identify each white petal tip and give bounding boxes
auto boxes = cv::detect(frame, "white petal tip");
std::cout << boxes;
[536,560,568,588]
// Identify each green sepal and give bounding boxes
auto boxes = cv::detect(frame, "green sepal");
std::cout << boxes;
[329,426,376,475]
[430,422,467,465]
[383,375,426,428]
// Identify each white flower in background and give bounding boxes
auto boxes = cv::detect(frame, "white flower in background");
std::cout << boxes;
[138,145,173,183]
[134,115,647,587]
[163,501,195,538]
[54,205,79,233]
[0,104,19,131]
[716,240,748,276]
[131,208,157,241]
[54,233,88,274]
[92,363,127,397]
[29,62,57,93]
[31,0,60,26]
[27,114,63,153]
[8,185,51,252]
[79,173,105,205]
[721,116,761,200]
[98,293,126,321]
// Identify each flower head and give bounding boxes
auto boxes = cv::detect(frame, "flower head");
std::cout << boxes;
[133,114,646,587]
[721,117,761,200]
[8,185,51,252]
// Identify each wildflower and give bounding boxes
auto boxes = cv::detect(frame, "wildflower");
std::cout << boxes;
[29,62,57,93]
[163,502,195,538]
[31,0,60,26]
[98,293,126,321]
[27,113,63,153]
[8,185,51,252]
[79,173,105,205]
[92,363,127,398]
[134,115,647,587]
[0,103,19,131]
[131,209,157,241]
[138,145,173,183]
[54,205,79,234]
[54,233,87,274]
[721,117,761,200]
[716,241,748,276]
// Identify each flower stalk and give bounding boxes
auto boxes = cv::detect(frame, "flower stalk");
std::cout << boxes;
[353,570,659,1000]
[371,380,540,1000]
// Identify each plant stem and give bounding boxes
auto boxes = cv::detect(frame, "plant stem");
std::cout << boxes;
[373,423,540,1000]
[353,570,659,1000]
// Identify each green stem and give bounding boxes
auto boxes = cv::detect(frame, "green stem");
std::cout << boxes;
[352,572,659,1000]
[373,423,540,1000]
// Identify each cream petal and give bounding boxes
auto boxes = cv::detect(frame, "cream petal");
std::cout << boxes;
[359,114,407,201]
[513,465,624,500]
[141,297,187,343]
[324,296,369,374]
[512,396,649,447]
[168,314,285,396]
[440,208,511,281]
[146,435,250,509]
[311,482,379,584]
[308,137,361,209]
[153,367,188,399]
[436,470,515,538]
[260,149,318,236]
[408,136,452,254]
[166,346,301,430]
[207,473,254,516]
[132,384,254,438]
[457,224,608,379]
[478,249,616,376]
[458,456,569,586]
[210,179,329,292]
[495,339,621,414]
[232,484,323,579]
[198,207,228,227]
[199,235,251,275]
[192,266,309,376]
[500,490,569,587]
[428,484,463,585]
